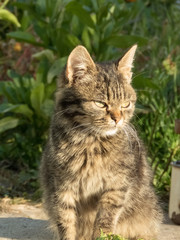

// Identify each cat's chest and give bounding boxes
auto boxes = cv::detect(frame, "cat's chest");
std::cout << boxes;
[78,147,104,198]
[60,136,130,198]
[77,142,123,199]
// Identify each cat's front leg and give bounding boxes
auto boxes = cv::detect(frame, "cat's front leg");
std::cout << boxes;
[54,190,77,240]
[92,189,125,240]
[56,208,77,240]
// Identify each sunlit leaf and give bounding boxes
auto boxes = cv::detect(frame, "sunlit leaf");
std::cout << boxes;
[33,49,55,62]
[0,9,21,27]
[0,117,21,134]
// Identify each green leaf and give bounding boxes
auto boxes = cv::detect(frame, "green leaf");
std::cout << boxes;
[47,57,67,83]
[133,76,159,89]
[11,2,31,11]
[13,104,33,120]
[107,35,148,48]
[36,58,50,84]
[82,27,91,51]
[32,49,55,62]
[0,103,17,113]
[1,83,18,103]
[0,116,21,134]
[30,83,45,113]
[0,0,10,9]
[66,1,94,28]
[45,81,56,99]
[0,9,21,27]
[0,103,33,119]
[41,99,54,117]
[7,31,44,47]
[66,34,81,47]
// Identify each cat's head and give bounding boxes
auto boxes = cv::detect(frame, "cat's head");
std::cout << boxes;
[56,45,137,137]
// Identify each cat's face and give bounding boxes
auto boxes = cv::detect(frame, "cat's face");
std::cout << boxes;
[56,45,137,137]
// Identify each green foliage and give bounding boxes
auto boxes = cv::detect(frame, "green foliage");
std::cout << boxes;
[0,0,180,197]
[131,1,180,192]
[0,70,55,169]
[0,0,21,27]
[0,9,21,27]
[96,230,144,240]
[136,71,180,193]
[8,0,147,61]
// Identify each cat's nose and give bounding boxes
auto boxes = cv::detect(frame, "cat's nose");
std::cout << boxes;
[110,111,122,124]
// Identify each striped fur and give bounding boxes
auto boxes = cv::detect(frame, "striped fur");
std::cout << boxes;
[40,46,162,240]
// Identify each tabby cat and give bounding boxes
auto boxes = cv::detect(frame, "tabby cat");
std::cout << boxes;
[40,45,162,240]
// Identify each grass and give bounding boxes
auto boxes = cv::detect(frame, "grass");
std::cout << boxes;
[96,230,145,240]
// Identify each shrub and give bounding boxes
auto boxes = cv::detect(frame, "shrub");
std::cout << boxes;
[0,70,55,169]
[0,0,179,197]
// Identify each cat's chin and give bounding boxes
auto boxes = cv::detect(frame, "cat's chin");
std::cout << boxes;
[101,119,124,137]
[102,128,118,137]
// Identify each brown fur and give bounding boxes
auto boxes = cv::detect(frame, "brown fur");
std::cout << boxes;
[40,45,162,240]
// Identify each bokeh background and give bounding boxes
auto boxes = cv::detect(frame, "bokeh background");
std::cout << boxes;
[0,0,180,203]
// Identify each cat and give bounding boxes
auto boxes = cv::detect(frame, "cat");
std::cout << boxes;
[40,45,162,240]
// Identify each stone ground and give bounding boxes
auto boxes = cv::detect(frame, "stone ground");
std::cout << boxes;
[0,200,179,240]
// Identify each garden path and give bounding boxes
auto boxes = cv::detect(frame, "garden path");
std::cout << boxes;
[0,201,179,240]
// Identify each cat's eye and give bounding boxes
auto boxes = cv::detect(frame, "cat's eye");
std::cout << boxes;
[94,101,107,108]
[121,101,131,108]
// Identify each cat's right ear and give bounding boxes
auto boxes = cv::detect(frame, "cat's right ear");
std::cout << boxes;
[117,45,137,83]
[66,45,96,85]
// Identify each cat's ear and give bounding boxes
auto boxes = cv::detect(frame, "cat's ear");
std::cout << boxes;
[66,45,96,85]
[118,45,137,83]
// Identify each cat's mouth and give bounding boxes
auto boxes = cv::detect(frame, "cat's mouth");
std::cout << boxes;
[101,118,124,136]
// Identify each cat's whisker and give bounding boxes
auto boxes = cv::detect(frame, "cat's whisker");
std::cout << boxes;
[70,122,92,132]
[125,121,137,132]
[54,109,70,117]
[132,71,145,80]
[121,126,132,149]
[123,122,141,154]
[133,112,144,126]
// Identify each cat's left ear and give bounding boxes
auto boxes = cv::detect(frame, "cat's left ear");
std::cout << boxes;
[66,45,96,85]
[117,45,137,83]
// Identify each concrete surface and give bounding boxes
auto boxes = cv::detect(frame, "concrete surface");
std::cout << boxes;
[0,202,179,240]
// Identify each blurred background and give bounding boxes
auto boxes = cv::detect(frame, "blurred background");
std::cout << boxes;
[0,0,179,204]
